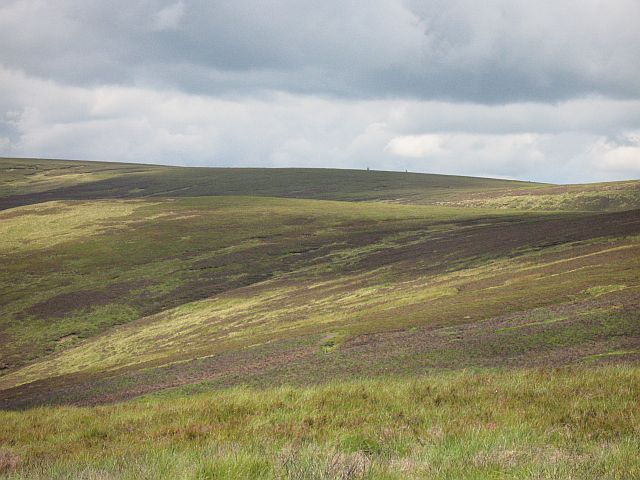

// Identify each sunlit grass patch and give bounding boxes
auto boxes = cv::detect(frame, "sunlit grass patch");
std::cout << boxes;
[319,332,347,354]
[583,284,628,297]
[451,182,640,212]
[0,200,149,253]
[496,315,568,333]
[583,350,640,361]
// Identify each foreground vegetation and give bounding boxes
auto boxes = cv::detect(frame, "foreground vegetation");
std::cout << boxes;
[1,367,639,479]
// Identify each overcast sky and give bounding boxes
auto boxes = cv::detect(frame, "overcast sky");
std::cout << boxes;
[1,0,639,183]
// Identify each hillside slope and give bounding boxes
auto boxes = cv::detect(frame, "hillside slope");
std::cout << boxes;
[1,158,640,479]
[1,196,639,407]
[2,157,639,211]
[0,157,532,209]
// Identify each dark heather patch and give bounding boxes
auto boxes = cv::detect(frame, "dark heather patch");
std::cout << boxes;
[153,232,384,314]
[345,209,640,275]
[21,282,141,319]
[0,206,67,220]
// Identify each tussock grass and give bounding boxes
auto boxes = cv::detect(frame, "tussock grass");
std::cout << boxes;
[1,367,639,479]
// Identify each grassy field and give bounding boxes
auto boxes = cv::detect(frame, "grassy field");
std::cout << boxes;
[1,158,639,478]
[1,368,639,479]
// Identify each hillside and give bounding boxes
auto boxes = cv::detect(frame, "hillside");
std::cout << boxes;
[2,157,640,211]
[0,157,532,208]
[1,158,639,478]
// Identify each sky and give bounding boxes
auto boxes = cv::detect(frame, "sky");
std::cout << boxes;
[1,1,639,183]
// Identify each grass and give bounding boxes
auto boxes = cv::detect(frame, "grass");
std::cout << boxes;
[583,285,628,297]
[584,350,639,361]
[1,367,639,479]
[1,199,638,387]
[0,158,156,198]
[443,180,640,212]
[495,314,568,334]
[1,158,639,478]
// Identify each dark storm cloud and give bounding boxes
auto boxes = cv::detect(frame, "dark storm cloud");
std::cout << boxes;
[2,0,639,103]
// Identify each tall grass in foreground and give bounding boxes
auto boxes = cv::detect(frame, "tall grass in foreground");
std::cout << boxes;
[1,367,639,479]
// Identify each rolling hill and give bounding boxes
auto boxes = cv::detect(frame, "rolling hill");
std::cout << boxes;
[2,156,639,211]
[1,157,639,479]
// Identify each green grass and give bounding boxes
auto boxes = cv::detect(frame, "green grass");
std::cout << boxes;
[0,201,636,383]
[584,350,639,361]
[1,367,639,479]
[443,180,640,212]
[0,158,156,198]
[495,314,567,333]
[583,285,628,297]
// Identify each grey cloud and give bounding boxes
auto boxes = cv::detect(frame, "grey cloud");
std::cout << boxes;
[1,0,639,103]
[1,67,638,183]
[1,1,639,183]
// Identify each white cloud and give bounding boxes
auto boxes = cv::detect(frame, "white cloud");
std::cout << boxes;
[590,133,640,178]
[386,133,545,177]
[385,135,444,158]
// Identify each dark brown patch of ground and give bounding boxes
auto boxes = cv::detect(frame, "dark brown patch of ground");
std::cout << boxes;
[21,282,142,319]
[0,206,66,220]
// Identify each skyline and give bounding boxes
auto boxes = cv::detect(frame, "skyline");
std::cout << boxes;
[1,0,639,183]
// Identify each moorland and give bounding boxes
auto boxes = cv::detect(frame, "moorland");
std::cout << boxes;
[0,157,639,479]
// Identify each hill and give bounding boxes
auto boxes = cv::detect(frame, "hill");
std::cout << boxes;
[2,157,639,211]
[0,157,639,478]
[0,157,533,208]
